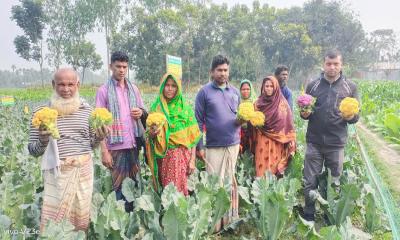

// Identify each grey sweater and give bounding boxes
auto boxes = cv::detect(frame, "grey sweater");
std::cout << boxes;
[195,81,241,149]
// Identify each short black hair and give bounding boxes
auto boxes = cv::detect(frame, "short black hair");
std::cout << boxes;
[211,55,229,71]
[274,65,289,76]
[111,51,129,63]
[324,49,342,61]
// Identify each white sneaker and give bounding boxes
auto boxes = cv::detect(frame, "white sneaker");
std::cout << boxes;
[299,215,315,228]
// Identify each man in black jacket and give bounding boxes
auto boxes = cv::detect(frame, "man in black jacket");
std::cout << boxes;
[300,49,359,224]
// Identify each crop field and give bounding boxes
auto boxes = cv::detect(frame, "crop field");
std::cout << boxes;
[357,81,400,145]
[0,81,399,240]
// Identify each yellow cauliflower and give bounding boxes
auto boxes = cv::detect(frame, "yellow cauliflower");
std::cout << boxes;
[339,97,359,118]
[32,107,60,139]
[90,108,113,129]
[238,102,255,121]
[250,111,265,127]
[146,112,167,128]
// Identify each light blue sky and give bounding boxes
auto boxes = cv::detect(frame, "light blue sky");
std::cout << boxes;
[1,0,399,70]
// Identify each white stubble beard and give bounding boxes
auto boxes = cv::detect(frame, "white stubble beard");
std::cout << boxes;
[50,92,81,116]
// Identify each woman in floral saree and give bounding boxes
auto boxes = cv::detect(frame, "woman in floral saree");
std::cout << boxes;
[251,76,296,177]
[146,73,201,195]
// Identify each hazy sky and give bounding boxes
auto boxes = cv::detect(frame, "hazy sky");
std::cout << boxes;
[1,0,400,71]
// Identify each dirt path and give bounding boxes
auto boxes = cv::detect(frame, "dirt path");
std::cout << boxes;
[356,122,400,198]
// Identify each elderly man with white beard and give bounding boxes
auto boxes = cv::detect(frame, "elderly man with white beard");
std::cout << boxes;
[28,68,108,233]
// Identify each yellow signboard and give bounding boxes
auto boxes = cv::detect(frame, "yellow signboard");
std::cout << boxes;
[166,55,182,80]
[1,96,15,106]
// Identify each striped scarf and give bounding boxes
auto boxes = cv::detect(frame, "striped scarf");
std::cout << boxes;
[107,78,141,144]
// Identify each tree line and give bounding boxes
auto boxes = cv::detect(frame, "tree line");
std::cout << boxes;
[0,68,108,88]
[10,0,400,88]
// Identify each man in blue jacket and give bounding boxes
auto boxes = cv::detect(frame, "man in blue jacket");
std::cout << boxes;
[275,65,293,111]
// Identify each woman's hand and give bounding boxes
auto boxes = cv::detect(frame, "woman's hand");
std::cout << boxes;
[187,158,196,175]
[236,118,247,125]
[149,125,160,138]
[187,147,196,175]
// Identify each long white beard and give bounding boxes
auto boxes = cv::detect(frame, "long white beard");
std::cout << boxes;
[50,92,81,116]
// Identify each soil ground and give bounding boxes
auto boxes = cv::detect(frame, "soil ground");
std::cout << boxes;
[357,122,400,201]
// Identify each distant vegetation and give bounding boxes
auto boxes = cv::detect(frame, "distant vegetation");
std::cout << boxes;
[6,0,400,88]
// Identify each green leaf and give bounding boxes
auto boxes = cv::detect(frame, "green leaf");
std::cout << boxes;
[365,193,379,232]
[188,190,212,240]
[298,217,320,239]
[251,177,269,205]
[251,177,289,240]
[40,219,86,240]
[152,190,162,213]
[100,174,113,197]
[187,169,200,192]
[143,211,164,239]
[161,184,185,208]
[287,178,301,211]
[326,169,336,208]
[321,169,336,224]
[91,193,104,224]
[142,232,154,240]
[98,192,129,237]
[0,214,11,230]
[335,184,360,226]
[237,185,251,205]
[162,197,188,240]
[264,193,289,240]
[208,187,230,234]
[198,171,220,193]
[136,194,156,212]
[384,113,400,137]
[122,177,137,202]
[93,215,108,239]
[318,226,341,240]
[338,217,355,239]
[125,212,140,239]
[384,136,400,144]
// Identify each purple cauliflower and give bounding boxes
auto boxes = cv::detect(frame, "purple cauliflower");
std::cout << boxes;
[297,94,316,113]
